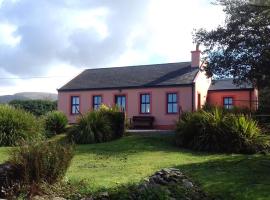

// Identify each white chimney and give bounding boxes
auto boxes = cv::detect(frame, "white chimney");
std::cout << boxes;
[191,44,201,68]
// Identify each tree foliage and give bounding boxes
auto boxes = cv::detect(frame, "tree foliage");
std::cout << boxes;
[9,99,57,116]
[194,0,270,88]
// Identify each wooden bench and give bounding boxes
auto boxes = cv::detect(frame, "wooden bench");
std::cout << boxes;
[132,116,155,129]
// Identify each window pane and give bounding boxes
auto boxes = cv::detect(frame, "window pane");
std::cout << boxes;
[173,103,177,112]
[72,106,76,114]
[146,104,150,113]
[141,104,145,113]
[76,97,79,104]
[167,104,172,113]
[72,97,75,104]
[168,94,172,102]
[228,98,232,104]
[224,98,228,104]
[141,95,145,103]
[122,97,126,109]
[117,97,121,105]
[145,95,150,103]
[75,105,79,113]
[172,94,177,102]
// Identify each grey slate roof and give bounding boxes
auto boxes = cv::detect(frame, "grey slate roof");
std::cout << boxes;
[58,62,198,91]
[209,79,254,91]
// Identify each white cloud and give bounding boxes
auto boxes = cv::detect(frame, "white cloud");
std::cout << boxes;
[0,0,225,95]
[0,22,21,47]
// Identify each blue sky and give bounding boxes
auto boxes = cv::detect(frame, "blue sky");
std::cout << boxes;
[0,0,224,95]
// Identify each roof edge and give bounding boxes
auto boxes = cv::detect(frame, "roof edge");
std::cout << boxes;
[208,88,254,92]
[58,83,193,92]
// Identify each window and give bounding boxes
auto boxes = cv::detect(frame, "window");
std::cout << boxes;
[93,95,102,110]
[167,93,178,113]
[140,93,150,113]
[115,95,126,111]
[223,97,233,109]
[71,96,80,114]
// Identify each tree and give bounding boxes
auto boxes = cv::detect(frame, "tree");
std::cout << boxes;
[194,0,270,89]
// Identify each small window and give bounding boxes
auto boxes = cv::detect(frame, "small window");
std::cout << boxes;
[71,96,80,114]
[224,97,233,109]
[140,93,150,113]
[93,95,102,110]
[167,93,178,113]
[115,95,126,111]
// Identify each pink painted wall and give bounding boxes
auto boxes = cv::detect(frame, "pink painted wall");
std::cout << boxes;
[58,86,193,128]
[193,71,212,110]
[207,89,258,110]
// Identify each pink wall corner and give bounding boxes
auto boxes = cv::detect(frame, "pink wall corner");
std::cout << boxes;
[58,86,193,127]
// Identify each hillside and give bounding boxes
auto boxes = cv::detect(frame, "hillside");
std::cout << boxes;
[0,92,57,103]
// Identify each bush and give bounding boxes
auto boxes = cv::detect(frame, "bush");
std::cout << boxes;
[68,105,125,144]
[175,107,263,153]
[0,105,44,146]
[9,139,73,185]
[99,105,126,139]
[9,99,57,116]
[44,111,68,135]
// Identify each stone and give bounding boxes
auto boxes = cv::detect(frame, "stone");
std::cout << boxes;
[52,197,66,200]
[81,198,94,200]
[182,179,194,188]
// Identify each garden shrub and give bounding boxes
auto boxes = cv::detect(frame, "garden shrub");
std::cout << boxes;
[9,99,57,116]
[9,139,74,185]
[175,107,263,153]
[44,111,68,135]
[99,105,126,139]
[68,105,125,144]
[0,105,44,146]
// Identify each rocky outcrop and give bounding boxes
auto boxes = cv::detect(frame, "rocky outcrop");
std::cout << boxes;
[83,168,210,200]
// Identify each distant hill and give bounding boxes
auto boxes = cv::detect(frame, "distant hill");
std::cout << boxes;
[0,92,57,103]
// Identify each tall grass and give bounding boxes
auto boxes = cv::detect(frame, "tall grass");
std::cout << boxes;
[175,107,262,153]
[9,139,74,185]
[44,111,68,135]
[68,105,125,144]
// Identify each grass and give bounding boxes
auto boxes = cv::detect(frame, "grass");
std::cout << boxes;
[1,134,270,199]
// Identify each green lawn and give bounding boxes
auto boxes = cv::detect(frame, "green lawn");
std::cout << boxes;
[1,134,270,200]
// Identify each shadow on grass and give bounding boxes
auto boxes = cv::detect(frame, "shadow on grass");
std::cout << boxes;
[173,154,270,200]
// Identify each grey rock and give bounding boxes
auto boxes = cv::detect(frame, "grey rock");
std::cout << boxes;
[182,179,194,188]
[52,197,66,200]
[81,197,94,200]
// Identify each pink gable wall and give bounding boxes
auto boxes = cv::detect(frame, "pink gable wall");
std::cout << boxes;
[193,71,212,110]
[58,86,193,129]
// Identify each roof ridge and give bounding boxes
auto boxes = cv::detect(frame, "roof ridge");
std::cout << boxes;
[84,61,191,71]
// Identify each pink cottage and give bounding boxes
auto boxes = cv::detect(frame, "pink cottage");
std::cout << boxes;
[58,47,258,129]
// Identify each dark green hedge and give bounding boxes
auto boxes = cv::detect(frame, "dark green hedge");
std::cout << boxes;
[9,100,57,116]
[0,105,44,146]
